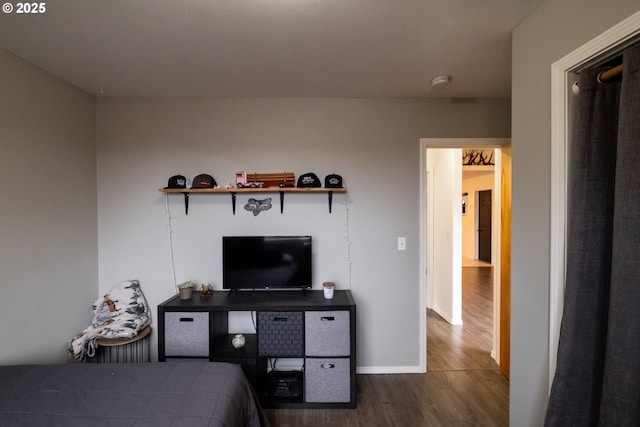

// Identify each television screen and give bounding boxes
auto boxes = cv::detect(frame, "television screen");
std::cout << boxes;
[222,236,312,290]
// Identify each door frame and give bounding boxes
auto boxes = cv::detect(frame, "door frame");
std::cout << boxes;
[549,11,640,387]
[420,138,510,372]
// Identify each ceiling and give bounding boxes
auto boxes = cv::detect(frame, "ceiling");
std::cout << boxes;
[0,0,543,98]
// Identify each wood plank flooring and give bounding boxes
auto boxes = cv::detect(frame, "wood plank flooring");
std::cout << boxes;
[264,267,509,426]
[428,267,496,371]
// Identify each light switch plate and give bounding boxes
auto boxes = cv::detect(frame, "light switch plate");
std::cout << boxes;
[398,237,406,251]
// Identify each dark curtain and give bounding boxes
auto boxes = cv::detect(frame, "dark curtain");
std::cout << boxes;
[546,45,640,426]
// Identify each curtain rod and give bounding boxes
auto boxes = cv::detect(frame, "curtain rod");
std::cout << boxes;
[598,64,623,83]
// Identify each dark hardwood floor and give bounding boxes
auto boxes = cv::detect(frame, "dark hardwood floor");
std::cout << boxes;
[264,267,509,426]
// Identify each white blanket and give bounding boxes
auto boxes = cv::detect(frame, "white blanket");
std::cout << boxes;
[68,280,151,360]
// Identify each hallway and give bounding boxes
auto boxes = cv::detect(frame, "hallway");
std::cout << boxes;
[428,266,499,371]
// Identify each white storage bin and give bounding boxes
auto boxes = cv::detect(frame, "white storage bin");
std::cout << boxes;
[164,312,209,357]
[304,358,350,403]
[305,311,350,357]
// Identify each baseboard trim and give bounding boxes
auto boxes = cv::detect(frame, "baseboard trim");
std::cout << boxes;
[431,306,463,326]
[356,365,424,374]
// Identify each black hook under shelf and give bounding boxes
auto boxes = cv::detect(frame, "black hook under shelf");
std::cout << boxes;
[231,192,237,215]
[184,193,189,215]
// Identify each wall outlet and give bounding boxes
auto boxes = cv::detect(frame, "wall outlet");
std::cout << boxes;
[398,237,406,251]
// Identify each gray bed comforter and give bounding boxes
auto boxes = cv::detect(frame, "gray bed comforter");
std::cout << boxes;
[0,361,264,426]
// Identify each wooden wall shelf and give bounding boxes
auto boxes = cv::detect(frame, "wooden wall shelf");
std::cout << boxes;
[159,187,346,195]
[158,187,347,215]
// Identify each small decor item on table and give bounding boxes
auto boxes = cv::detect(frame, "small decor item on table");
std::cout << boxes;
[200,283,213,299]
[232,334,246,349]
[178,281,195,300]
[323,282,335,300]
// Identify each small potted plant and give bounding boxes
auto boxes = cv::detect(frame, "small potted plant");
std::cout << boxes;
[178,281,195,300]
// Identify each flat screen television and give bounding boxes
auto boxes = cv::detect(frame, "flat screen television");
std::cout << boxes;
[222,236,312,290]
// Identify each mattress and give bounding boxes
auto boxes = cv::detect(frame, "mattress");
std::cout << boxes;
[0,361,266,426]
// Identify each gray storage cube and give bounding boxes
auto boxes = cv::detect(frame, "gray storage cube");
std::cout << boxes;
[305,311,350,356]
[164,312,209,357]
[304,358,350,403]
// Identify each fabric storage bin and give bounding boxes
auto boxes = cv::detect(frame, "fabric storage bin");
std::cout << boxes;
[164,312,209,357]
[304,358,350,403]
[305,311,350,357]
[257,311,303,357]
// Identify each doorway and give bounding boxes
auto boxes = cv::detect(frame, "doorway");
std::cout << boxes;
[478,189,492,263]
[419,138,511,374]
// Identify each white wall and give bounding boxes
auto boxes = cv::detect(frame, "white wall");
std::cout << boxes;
[462,169,494,260]
[427,149,462,325]
[511,1,640,425]
[96,97,510,370]
[0,48,97,364]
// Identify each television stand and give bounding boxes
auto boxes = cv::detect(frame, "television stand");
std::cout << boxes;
[226,288,241,298]
[157,289,356,409]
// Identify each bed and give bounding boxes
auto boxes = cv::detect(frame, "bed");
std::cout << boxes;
[0,361,267,426]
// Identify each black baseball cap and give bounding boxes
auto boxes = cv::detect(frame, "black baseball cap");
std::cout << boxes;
[165,175,187,189]
[324,174,343,188]
[191,173,217,188]
[297,172,321,188]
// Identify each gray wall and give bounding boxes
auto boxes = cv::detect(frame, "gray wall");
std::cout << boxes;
[0,48,97,363]
[96,97,510,369]
[0,47,510,369]
[511,1,640,425]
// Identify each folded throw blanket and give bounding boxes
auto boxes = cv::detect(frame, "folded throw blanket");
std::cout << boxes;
[68,280,151,360]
